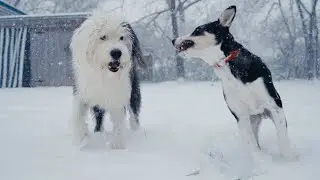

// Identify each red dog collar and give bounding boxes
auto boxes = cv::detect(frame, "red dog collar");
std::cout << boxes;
[215,49,240,68]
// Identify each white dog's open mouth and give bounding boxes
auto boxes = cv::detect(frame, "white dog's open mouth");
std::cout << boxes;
[101,61,130,72]
[108,61,120,72]
[175,40,195,52]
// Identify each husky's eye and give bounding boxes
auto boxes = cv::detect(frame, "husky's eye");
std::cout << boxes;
[191,27,203,36]
[119,36,124,40]
[100,35,106,40]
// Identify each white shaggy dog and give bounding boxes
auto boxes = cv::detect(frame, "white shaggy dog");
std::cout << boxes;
[69,10,145,149]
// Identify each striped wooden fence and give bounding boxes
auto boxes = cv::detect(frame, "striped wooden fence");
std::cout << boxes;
[0,26,27,87]
[0,1,26,88]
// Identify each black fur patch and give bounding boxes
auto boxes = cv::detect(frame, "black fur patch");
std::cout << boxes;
[127,23,143,123]
[125,23,146,69]
[220,35,283,108]
[190,21,229,46]
[92,105,105,132]
[130,67,141,121]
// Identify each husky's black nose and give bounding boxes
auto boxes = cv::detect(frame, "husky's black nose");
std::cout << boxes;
[110,49,122,60]
[172,39,176,45]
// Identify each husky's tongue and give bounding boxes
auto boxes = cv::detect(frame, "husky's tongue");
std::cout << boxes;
[176,45,185,52]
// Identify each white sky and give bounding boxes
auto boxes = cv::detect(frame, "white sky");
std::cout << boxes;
[101,0,167,23]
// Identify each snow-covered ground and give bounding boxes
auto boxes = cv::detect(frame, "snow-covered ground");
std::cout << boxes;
[0,80,319,180]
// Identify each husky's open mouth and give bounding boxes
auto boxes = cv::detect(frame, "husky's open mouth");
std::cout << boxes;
[175,40,195,52]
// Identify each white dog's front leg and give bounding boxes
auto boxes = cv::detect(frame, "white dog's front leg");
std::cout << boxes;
[128,107,140,131]
[69,96,88,145]
[109,107,126,149]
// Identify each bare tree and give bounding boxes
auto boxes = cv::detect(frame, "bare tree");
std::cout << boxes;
[134,0,203,79]
[13,0,123,14]
[167,0,184,78]
[261,0,319,79]
[277,0,297,78]
[296,0,319,79]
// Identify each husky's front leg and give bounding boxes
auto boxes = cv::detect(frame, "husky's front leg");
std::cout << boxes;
[270,108,296,159]
[214,64,235,81]
[109,107,126,149]
[238,115,261,157]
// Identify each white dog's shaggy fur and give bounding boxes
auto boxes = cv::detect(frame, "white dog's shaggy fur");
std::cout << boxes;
[69,10,144,149]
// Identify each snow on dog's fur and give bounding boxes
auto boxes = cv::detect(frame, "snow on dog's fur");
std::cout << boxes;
[172,6,296,161]
[69,10,145,149]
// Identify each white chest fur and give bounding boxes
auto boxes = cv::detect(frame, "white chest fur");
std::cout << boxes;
[75,66,131,109]
[215,66,275,116]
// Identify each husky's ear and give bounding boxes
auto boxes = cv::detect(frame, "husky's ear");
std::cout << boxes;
[219,5,236,27]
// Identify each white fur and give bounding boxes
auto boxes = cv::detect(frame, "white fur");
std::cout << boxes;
[69,10,134,149]
[183,44,225,65]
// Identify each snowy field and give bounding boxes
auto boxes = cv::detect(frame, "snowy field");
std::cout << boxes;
[0,80,320,180]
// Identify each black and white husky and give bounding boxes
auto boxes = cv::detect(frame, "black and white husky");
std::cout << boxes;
[69,11,145,149]
[172,6,295,160]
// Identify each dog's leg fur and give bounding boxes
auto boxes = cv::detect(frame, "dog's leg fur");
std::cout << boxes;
[129,69,141,130]
[92,106,105,132]
[109,107,126,149]
[129,106,139,130]
[70,96,88,144]
[269,108,294,159]
[238,115,261,156]
[250,115,263,149]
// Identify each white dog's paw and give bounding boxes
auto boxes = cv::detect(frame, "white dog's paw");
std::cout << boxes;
[130,120,140,131]
[72,127,89,146]
[80,131,109,150]
[251,151,272,165]
[279,143,299,161]
[72,132,89,147]
[281,150,299,161]
[109,139,126,149]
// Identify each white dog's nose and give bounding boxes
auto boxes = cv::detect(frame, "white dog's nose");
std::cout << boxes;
[110,49,122,60]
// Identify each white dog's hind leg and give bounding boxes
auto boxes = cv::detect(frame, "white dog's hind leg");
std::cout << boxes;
[128,106,139,131]
[269,108,296,159]
[69,97,88,145]
[109,107,126,149]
